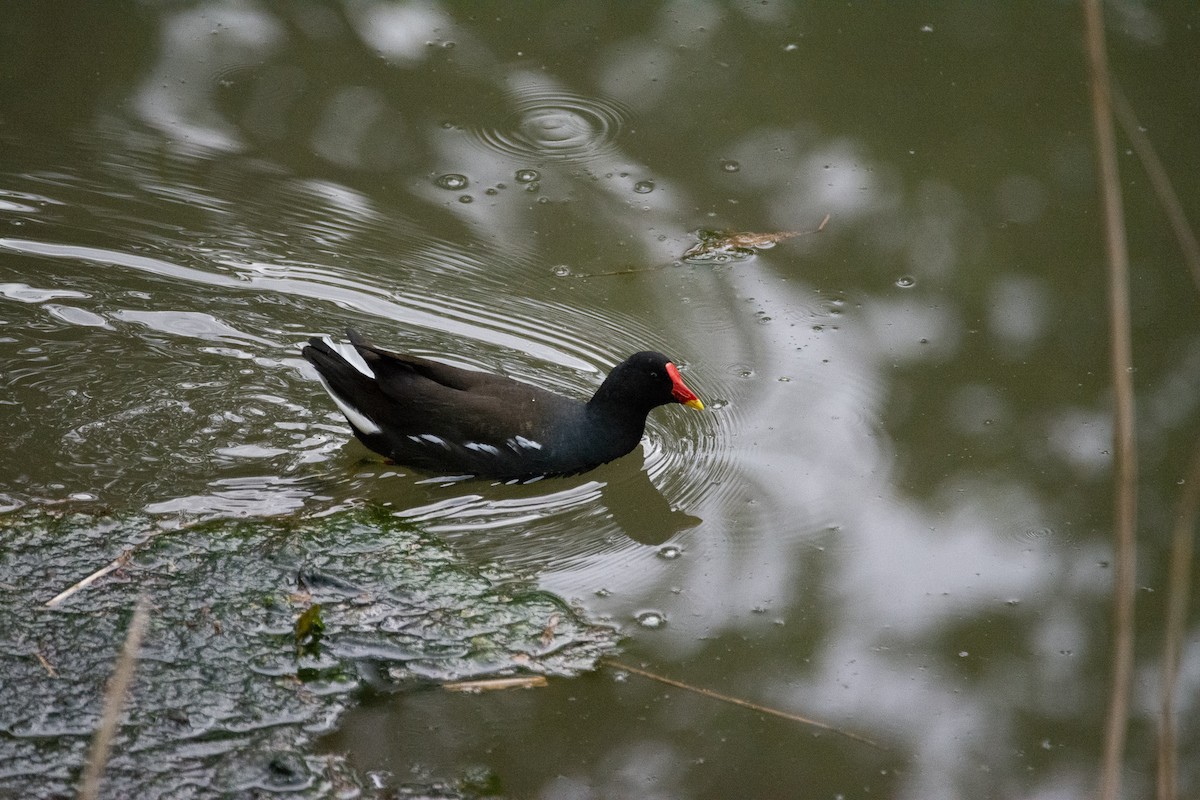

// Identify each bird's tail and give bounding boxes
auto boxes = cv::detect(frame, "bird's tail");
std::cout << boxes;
[301,333,383,436]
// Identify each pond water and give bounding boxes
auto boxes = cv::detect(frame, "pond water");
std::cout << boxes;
[2,3,1198,798]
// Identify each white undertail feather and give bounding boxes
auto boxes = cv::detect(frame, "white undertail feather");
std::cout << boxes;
[313,336,382,435]
[323,335,373,377]
[316,375,382,436]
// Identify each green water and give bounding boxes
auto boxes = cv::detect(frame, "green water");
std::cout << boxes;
[1,3,1198,798]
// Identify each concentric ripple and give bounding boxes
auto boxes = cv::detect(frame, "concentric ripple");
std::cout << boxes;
[470,85,633,162]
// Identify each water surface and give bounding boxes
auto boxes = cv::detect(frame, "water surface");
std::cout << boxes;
[2,3,1198,798]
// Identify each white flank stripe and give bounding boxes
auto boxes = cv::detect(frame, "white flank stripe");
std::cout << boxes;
[408,434,451,448]
[514,435,543,450]
[318,376,381,435]
[465,441,501,455]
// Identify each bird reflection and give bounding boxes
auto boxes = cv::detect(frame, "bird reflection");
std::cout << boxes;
[601,465,700,546]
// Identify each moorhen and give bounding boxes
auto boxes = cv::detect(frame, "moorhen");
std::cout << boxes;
[302,329,704,480]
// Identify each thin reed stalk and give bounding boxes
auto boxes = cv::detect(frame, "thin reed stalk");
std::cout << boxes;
[1081,2,1139,800]
[1157,440,1200,800]
[77,596,150,800]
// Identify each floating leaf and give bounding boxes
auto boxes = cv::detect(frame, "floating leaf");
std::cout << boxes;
[294,603,324,657]
[681,214,830,262]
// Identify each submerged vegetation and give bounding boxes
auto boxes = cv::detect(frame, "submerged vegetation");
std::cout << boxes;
[0,509,617,797]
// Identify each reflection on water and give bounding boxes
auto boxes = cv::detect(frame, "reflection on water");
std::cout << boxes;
[2,1,1197,798]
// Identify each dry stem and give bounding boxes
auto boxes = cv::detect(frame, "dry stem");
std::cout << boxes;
[1081,2,1139,799]
[77,595,150,800]
[1157,440,1200,800]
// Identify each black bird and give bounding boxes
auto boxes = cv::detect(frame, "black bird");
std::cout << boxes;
[301,329,703,480]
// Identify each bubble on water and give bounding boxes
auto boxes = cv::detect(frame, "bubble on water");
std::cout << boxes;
[635,610,666,629]
[633,180,655,194]
[657,545,682,560]
[457,195,473,204]
[435,173,468,190]
[551,265,572,277]
[515,169,540,183]
[895,275,916,288]
[720,159,740,173]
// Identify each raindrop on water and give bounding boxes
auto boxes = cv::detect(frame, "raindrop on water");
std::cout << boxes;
[720,159,741,173]
[635,610,667,629]
[657,545,682,560]
[895,275,916,288]
[515,168,540,183]
[458,195,473,204]
[434,173,468,190]
[633,180,655,194]
[551,265,572,277]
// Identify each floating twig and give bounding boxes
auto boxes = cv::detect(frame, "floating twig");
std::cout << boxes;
[46,520,207,608]
[36,650,58,678]
[443,676,548,692]
[602,658,882,750]
[46,552,133,609]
